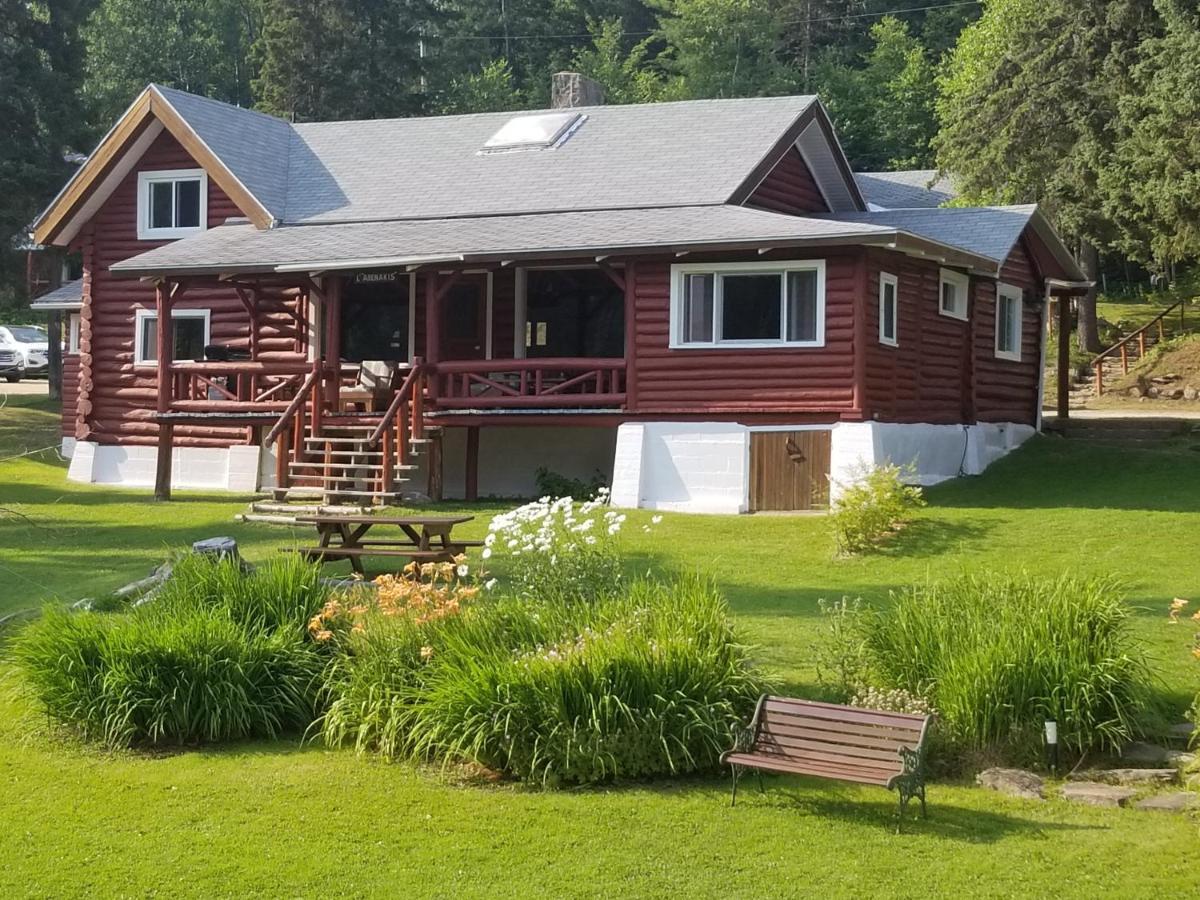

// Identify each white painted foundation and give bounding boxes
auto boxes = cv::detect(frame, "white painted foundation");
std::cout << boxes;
[612,420,1036,513]
[60,436,76,459]
[67,441,262,492]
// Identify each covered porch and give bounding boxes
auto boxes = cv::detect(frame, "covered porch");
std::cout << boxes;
[145,259,633,501]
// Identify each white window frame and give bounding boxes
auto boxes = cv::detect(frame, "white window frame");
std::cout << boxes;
[938,268,970,321]
[878,271,899,347]
[136,168,208,240]
[134,307,211,367]
[68,313,81,354]
[995,282,1023,362]
[669,259,826,349]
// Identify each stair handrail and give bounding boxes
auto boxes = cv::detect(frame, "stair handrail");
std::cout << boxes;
[1089,300,1187,396]
[265,360,322,445]
[1090,299,1186,367]
[368,358,424,446]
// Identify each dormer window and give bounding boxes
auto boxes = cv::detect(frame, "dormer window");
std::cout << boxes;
[137,169,207,240]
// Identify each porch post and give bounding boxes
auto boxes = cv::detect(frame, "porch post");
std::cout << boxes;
[1056,292,1070,423]
[154,280,174,501]
[464,426,479,501]
[324,276,342,409]
[425,272,441,365]
[623,259,637,411]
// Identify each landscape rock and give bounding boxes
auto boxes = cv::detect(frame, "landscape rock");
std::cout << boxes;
[1134,793,1198,813]
[192,536,240,559]
[1184,387,1199,402]
[1070,768,1179,787]
[1147,386,1160,398]
[1161,387,1184,400]
[1060,782,1137,807]
[1128,386,1145,398]
[1118,739,1195,768]
[977,767,1045,800]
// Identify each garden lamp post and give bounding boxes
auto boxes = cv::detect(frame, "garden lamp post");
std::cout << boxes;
[1044,720,1059,776]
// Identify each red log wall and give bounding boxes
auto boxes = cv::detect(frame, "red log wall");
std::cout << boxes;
[973,240,1043,423]
[627,250,859,417]
[73,130,305,448]
[743,147,830,215]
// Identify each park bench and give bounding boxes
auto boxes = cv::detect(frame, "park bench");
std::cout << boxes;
[721,695,931,831]
[293,514,482,575]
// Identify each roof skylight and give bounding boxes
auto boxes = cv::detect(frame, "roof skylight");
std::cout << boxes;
[482,112,584,153]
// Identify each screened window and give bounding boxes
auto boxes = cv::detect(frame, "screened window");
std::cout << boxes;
[134,309,210,365]
[670,262,825,348]
[939,268,969,321]
[879,272,898,346]
[995,283,1023,361]
[137,169,207,239]
[523,268,624,358]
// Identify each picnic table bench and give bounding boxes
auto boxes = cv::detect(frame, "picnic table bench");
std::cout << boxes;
[293,514,482,574]
[721,695,931,831]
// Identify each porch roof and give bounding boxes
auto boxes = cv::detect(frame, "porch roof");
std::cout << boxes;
[109,204,1006,278]
[29,278,83,311]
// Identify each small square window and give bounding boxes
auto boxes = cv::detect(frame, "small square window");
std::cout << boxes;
[939,268,970,321]
[137,169,208,240]
[995,283,1023,361]
[135,309,210,365]
[879,272,898,346]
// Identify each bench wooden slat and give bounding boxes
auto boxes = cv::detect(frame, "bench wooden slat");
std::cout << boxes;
[764,696,927,724]
[723,752,894,787]
[757,728,910,764]
[762,698,925,731]
[758,718,918,749]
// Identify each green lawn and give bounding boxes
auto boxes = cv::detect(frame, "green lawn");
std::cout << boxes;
[1,395,1198,897]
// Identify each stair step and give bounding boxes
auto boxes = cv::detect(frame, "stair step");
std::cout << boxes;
[250,501,377,515]
[289,462,418,472]
[237,513,304,525]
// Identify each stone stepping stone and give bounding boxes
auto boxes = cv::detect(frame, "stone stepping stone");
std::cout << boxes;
[1120,741,1196,769]
[1070,768,1179,787]
[1060,782,1137,808]
[977,767,1045,800]
[1135,793,1198,813]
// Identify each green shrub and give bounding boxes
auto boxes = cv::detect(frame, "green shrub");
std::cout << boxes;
[829,463,925,555]
[534,467,608,501]
[318,575,769,784]
[12,554,331,747]
[817,573,1157,765]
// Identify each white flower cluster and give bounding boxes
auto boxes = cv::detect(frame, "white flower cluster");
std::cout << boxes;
[485,488,620,559]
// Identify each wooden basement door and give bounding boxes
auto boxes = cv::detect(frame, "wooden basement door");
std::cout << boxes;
[749,430,832,511]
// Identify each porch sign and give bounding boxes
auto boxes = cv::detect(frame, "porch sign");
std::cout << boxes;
[354,272,401,284]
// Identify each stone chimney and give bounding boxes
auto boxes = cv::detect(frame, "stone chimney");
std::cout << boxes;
[551,72,605,109]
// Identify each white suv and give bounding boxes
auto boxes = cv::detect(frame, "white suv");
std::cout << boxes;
[0,325,50,383]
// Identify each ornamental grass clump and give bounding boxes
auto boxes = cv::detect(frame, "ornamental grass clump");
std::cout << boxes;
[818,573,1158,765]
[318,573,768,784]
[12,553,330,747]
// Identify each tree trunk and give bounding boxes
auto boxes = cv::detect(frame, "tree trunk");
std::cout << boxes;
[47,311,62,401]
[1076,240,1101,353]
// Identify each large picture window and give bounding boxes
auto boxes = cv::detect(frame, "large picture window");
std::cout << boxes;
[134,308,210,366]
[995,283,1023,362]
[670,261,825,348]
[137,169,207,240]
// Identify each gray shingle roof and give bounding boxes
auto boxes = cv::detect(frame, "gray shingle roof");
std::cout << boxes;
[854,170,956,209]
[110,206,900,276]
[29,278,83,310]
[821,206,1038,264]
[155,86,293,221]
[157,91,821,226]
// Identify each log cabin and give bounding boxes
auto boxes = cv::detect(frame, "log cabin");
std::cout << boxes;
[30,76,1089,514]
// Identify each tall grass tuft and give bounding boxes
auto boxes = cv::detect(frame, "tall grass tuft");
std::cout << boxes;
[822,573,1158,763]
[318,575,770,784]
[12,554,331,747]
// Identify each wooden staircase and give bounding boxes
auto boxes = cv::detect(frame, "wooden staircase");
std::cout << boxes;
[1085,301,1189,399]
[264,358,433,508]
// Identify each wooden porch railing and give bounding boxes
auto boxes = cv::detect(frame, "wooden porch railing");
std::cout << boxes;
[264,361,326,491]
[432,358,626,408]
[169,360,315,412]
[1091,300,1187,395]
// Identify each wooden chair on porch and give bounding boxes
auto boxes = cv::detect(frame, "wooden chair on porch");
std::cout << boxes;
[338,360,403,412]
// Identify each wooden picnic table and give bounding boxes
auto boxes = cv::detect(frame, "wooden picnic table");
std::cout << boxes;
[293,514,479,574]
